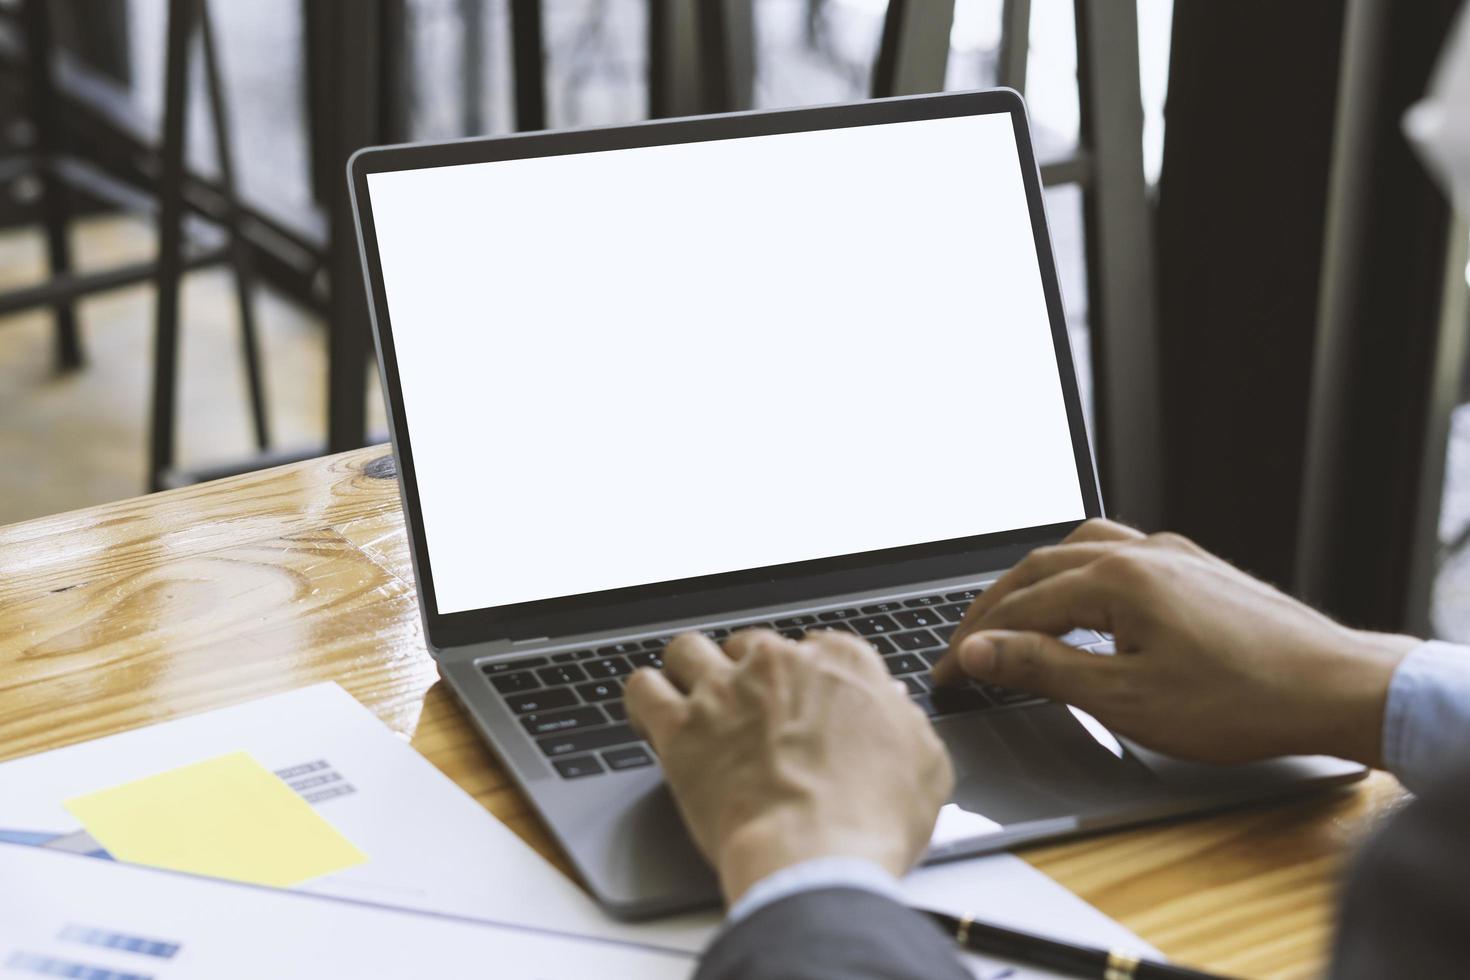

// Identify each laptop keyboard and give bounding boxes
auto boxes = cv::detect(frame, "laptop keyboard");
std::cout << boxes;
[480,588,1116,779]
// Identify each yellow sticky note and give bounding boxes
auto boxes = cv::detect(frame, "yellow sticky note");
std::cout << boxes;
[63,751,367,887]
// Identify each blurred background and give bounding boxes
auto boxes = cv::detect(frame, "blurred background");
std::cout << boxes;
[1,1,1467,643]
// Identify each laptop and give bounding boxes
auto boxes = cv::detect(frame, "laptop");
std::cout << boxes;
[348,90,1364,920]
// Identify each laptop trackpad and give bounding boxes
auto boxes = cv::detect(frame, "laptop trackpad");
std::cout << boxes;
[938,702,1165,826]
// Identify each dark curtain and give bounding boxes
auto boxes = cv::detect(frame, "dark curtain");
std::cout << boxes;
[1292,0,1462,630]
[1156,0,1459,633]
[1155,0,1346,588]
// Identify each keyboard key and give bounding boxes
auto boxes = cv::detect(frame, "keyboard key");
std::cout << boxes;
[550,651,578,663]
[921,648,946,667]
[574,650,597,660]
[1059,628,1103,647]
[934,624,957,642]
[553,755,604,779]
[866,635,896,655]
[903,595,945,607]
[894,609,944,630]
[930,687,990,715]
[597,642,642,657]
[775,615,819,628]
[538,724,639,757]
[778,628,806,641]
[817,620,855,633]
[860,602,904,614]
[505,688,578,714]
[945,589,983,602]
[741,621,776,631]
[705,628,731,641]
[603,745,655,771]
[537,664,587,686]
[893,629,939,651]
[577,680,622,703]
[490,671,540,694]
[642,638,669,649]
[628,651,664,669]
[902,675,928,695]
[585,656,633,679]
[850,615,900,635]
[818,608,859,621]
[604,701,627,722]
[885,653,926,676]
[483,656,548,674]
[520,706,607,737]
[938,603,969,623]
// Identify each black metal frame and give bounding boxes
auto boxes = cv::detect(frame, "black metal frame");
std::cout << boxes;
[147,0,271,490]
[2,1,298,338]
[51,53,327,308]
[510,0,546,131]
[871,0,955,98]
[997,0,1031,92]
[349,90,1103,648]
[315,0,388,457]
[0,0,273,490]
[648,0,753,118]
[17,0,81,369]
[1072,0,1161,527]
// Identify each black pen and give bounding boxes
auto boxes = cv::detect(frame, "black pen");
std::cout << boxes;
[919,908,1232,980]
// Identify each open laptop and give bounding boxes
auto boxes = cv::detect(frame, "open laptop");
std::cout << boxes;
[348,90,1364,920]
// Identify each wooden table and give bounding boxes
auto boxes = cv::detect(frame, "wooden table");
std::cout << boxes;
[0,446,1408,979]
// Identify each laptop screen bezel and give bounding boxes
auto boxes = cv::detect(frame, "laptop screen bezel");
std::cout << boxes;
[349,89,1104,649]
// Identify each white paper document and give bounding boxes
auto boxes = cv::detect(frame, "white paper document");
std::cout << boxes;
[0,683,1159,978]
[0,842,695,979]
[0,683,721,952]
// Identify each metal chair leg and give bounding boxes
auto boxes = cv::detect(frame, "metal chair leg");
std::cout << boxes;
[509,0,546,131]
[149,0,195,492]
[199,0,270,451]
[871,0,955,97]
[20,0,83,371]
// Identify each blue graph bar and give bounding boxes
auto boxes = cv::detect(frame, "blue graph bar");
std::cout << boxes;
[58,924,180,959]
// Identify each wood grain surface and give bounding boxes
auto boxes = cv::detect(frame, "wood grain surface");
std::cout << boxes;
[0,445,1408,978]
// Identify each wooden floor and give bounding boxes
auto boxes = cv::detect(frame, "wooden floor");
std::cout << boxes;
[0,215,385,525]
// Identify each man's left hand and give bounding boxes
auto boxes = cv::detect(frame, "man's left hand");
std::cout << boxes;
[625,628,953,905]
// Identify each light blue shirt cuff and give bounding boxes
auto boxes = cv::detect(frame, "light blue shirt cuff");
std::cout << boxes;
[1382,639,1470,794]
[726,856,904,924]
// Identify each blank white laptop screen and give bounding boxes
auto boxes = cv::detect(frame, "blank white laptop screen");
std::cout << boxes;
[366,112,1087,615]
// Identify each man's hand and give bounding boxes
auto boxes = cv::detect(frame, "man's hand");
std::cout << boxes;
[932,519,1418,766]
[625,629,953,905]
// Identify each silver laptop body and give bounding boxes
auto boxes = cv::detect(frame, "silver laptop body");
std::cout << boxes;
[350,90,1364,920]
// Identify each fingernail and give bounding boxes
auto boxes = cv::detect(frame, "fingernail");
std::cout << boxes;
[958,634,997,675]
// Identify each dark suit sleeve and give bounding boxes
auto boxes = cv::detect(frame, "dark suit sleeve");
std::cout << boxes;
[1330,763,1470,979]
[696,887,972,980]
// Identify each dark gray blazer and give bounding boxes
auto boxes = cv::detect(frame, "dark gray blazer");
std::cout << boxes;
[697,887,970,979]
[1330,760,1470,978]
[698,764,1470,980]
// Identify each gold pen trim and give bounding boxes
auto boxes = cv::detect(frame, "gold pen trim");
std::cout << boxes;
[1104,949,1141,980]
[955,912,974,948]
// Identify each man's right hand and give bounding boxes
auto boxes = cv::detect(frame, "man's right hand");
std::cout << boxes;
[932,519,1418,766]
